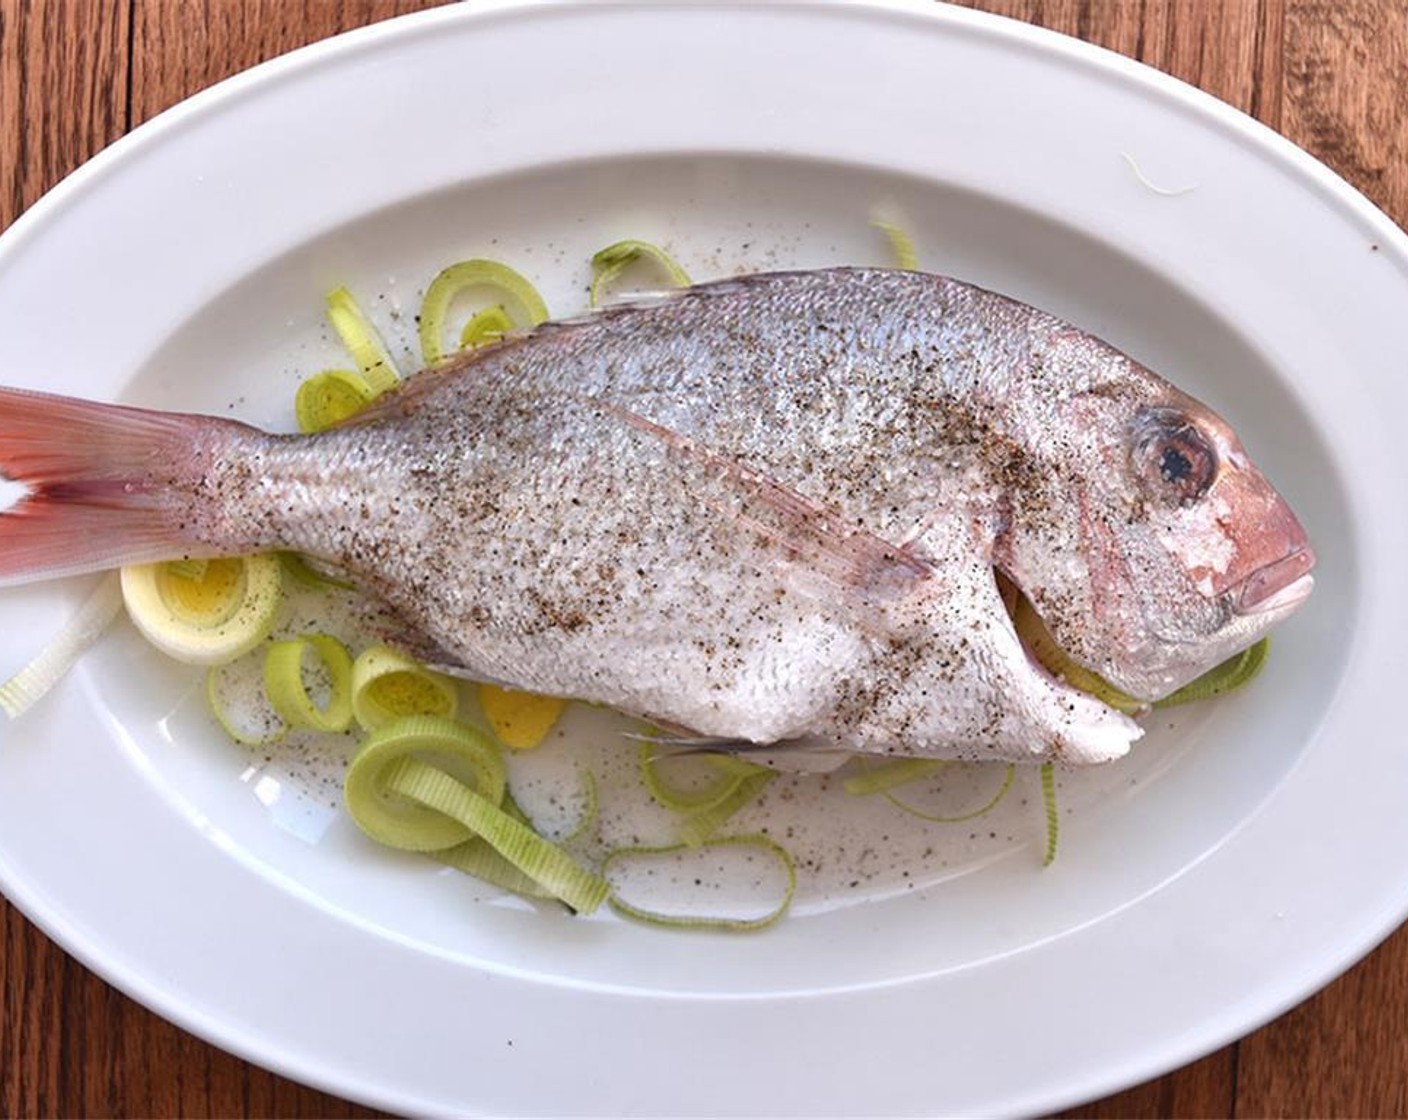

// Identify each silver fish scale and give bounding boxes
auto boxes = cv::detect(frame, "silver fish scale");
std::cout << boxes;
[194,268,1148,763]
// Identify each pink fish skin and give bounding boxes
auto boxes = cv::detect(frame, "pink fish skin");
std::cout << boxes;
[0,269,1313,765]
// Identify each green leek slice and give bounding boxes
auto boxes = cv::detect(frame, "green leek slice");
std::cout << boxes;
[437,789,555,898]
[0,573,123,718]
[589,240,690,307]
[873,219,919,271]
[277,552,354,591]
[1040,762,1059,866]
[603,834,796,931]
[1155,639,1269,708]
[677,770,775,848]
[637,744,775,846]
[1012,594,1144,715]
[842,757,949,797]
[418,260,549,366]
[344,715,506,851]
[295,368,376,432]
[263,634,354,733]
[121,554,282,666]
[325,286,400,394]
[352,645,459,731]
[437,836,556,899]
[883,763,1016,824]
[439,773,597,897]
[639,742,766,813]
[206,654,287,747]
[383,756,608,913]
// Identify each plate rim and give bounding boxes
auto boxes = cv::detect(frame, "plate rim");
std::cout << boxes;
[0,2,1404,1115]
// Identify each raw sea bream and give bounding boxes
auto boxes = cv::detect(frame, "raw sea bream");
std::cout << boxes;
[0,267,1313,766]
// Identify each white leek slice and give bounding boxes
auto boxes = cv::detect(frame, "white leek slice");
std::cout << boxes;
[121,555,282,666]
[0,573,123,718]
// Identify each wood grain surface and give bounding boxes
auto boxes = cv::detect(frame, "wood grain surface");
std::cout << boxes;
[1,1,1405,1116]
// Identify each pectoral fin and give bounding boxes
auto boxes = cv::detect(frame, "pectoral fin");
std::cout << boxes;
[598,401,931,605]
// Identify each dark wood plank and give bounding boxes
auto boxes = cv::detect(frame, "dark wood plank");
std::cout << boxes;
[0,0,129,227]
[962,0,1281,121]
[0,4,135,1116]
[130,0,449,126]
[964,3,1408,1118]
[1229,1,1408,1114]
[1238,927,1408,1117]
[1282,0,1408,223]
[0,4,431,1114]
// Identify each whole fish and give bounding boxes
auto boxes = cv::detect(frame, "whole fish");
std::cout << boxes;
[0,268,1313,765]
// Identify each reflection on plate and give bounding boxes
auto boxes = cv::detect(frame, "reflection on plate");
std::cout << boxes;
[0,3,1401,1115]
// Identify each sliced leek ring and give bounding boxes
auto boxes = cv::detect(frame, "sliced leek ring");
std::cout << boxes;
[419,259,549,366]
[263,634,354,733]
[1012,594,1144,715]
[121,554,282,666]
[325,286,400,393]
[872,219,919,270]
[589,240,690,307]
[676,770,774,848]
[459,305,516,350]
[0,573,123,718]
[384,756,608,913]
[882,763,1016,824]
[1040,762,1060,866]
[842,757,948,797]
[344,715,506,852]
[295,368,376,432]
[603,834,796,931]
[206,654,287,747]
[352,645,459,731]
[1155,638,1269,708]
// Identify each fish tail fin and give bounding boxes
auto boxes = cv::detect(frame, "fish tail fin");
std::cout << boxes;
[0,387,233,585]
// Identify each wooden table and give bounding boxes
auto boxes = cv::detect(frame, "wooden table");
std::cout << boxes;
[1,1,1405,1116]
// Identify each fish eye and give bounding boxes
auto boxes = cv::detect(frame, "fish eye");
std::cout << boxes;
[1132,408,1218,507]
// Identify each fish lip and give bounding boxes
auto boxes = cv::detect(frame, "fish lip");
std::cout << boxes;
[1227,547,1317,616]
[1235,570,1314,616]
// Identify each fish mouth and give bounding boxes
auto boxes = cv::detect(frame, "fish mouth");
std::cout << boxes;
[1227,547,1316,616]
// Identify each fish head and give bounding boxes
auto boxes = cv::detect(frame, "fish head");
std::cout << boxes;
[1000,354,1314,702]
